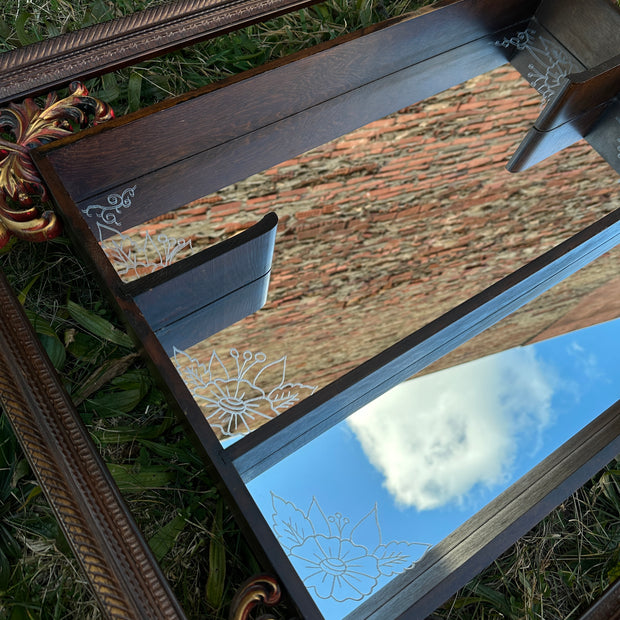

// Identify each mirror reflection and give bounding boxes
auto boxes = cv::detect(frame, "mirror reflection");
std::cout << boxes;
[97,63,618,443]
[246,275,620,619]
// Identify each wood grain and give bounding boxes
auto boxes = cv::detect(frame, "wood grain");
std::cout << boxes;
[352,400,620,619]
[35,0,541,219]
[0,0,319,104]
[535,0,620,68]
[507,56,620,171]
[29,1,620,617]
[129,213,278,353]
[0,269,187,620]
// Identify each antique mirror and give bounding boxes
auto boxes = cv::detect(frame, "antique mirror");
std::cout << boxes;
[29,0,620,617]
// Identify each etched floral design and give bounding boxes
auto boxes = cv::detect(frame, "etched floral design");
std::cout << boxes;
[271,494,431,602]
[495,28,580,104]
[172,348,317,438]
[97,222,192,280]
[494,27,536,52]
[83,185,136,227]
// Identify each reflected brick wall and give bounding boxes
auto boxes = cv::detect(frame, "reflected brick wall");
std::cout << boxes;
[147,64,619,420]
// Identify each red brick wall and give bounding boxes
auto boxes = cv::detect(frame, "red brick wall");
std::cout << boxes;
[144,64,619,432]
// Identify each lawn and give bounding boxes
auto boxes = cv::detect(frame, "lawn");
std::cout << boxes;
[0,1,619,618]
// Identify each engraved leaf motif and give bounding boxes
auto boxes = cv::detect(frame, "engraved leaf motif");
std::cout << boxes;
[307,496,330,537]
[350,504,382,551]
[271,494,313,551]
[253,355,287,386]
[207,350,230,381]
[172,348,317,439]
[268,382,317,413]
[270,493,432,603]
[375,541,432,576]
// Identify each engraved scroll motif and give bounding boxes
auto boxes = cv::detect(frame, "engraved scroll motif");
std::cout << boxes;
[270,494,431,602]
[97,222,192,281]
[495,28,580,104]
[83,185,137,227]
[172,348,317,439]
[0,82,113,247]
[89,187,193,280]
[229,574,281,620]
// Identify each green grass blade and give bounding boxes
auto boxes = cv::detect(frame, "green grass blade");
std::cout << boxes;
[149,514,187,562]
[66,300,133,349]
[106,463,175,493]
[205,499,226,610]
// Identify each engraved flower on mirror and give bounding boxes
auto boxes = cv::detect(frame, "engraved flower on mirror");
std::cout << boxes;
[172,348,317,438]
[271,493,431,602]
[97,222,192,281]
[495,27,580,104]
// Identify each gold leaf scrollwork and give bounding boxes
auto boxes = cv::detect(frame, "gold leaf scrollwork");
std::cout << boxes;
[0,81,113,247]
[229,574,282,620]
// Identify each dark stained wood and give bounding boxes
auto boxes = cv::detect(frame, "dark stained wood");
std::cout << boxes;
[29,1,620,618]
[578,580,620,620]
[128,212,278,354]
[504,0,620,172]
[507,56,620,171]
[535,56,620,131]
[153,274,272,355]
[352,400,620,619]
[535,0,620,68]
[227,207,620,481]
[0,0,320,104]
[30,153,324,619]
[71,32,519,235]
[585,97,620,174]
[0,269,187,620]
[35,0,541,232]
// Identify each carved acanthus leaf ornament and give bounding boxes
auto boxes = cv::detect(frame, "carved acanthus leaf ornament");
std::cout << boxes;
[0,82,113,247]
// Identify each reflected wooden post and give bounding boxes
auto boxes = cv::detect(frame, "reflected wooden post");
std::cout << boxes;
[506,0,620,172]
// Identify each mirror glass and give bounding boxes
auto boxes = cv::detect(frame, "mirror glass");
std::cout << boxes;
[96,63,618,445]
[246,250,620,618]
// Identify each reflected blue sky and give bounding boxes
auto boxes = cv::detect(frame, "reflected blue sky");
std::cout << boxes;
[248,317,620,619]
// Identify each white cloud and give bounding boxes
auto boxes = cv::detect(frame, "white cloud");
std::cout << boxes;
[347,347,554,511]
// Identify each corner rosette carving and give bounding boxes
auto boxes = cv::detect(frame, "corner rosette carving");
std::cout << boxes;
[0,82,113,247]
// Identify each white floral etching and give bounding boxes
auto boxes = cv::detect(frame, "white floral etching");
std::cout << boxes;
[271,493,431,602]
[97,222,192,280]
[172,348,317,437]
[494,27,536,52]
[82,185,137,227]
[495,27,580,104]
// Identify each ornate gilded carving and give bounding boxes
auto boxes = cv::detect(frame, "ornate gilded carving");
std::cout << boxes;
[0,82,113,247]
[229,574,281,620]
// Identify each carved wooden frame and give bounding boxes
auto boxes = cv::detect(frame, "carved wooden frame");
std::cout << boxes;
[3,0,620,618]
[0,269,188,619]
[0,0,319,105]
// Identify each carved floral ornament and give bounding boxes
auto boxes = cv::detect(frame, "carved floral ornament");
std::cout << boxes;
[0,82,113,247]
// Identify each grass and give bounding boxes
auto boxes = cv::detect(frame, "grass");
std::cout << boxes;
[1,1,620,618]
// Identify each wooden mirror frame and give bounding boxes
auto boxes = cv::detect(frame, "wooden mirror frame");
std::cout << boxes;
[2,0,620,617]
[0,0,320,104]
